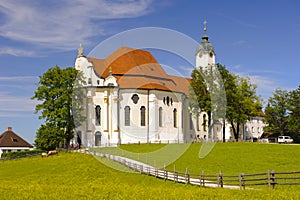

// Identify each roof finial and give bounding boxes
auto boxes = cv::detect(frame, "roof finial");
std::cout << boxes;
[203,20,207,33]
[78,43,83,57]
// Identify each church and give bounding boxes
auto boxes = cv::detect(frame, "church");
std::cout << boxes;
[73,25,265,147]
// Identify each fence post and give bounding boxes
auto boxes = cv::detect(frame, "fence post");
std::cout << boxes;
[271,170,276,189]
[140,164,143,174]
[174,165,176,183]
[267,170,271,189]
[185,168,190,184]
[200,170,205,187]
[164,163,167,181]
[218,171,223,188]
[239,173,245,189]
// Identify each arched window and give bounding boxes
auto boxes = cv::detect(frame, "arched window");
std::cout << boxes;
[124,106,130,126]
[95,105,101,126]
[173,108,177,128]
[197,114,200,131]
[95,131,101,146]
[189,113,193,130]
[159,107,163,127]
[140,106,146,126]
[203,114,207,131]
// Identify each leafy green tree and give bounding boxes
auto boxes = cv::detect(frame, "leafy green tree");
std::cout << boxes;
[228,76,262,141]
[34,123,64,151]
[264,89,290,136]
[190,64,262,141]
[32,66,82,149]
[288,86,300,134]
[190,64,226,141]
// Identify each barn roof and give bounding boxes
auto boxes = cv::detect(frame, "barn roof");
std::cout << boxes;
[86,46,191,95]
[0,127,33,148]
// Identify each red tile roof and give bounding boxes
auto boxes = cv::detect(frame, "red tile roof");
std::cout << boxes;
[86,46,191,95]
[0,127,33,148]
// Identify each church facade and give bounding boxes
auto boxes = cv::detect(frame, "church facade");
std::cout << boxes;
[73,26,265,147]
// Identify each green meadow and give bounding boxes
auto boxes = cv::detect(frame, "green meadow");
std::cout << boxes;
[0,143,299,199]
[99,142,300,175]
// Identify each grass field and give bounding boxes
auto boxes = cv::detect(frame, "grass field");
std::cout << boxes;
[0,143,299,199]
[99,142,300,175]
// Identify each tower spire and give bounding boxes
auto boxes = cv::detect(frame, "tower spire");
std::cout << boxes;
[78,43,83,57]
[202,20,209,41]
[203,20,207,33]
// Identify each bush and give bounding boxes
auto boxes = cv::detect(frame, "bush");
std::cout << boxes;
[1,149,44,159]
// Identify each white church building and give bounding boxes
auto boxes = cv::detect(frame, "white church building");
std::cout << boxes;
[74,25,265,147]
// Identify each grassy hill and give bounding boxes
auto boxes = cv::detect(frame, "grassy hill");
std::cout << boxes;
[102,142,300,174]
[0,147,299,199]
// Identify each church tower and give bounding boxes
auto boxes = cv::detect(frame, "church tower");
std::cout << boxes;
[196,21,215,69]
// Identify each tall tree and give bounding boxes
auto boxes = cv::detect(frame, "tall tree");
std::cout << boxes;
[32,66,82,149]
[190,64,226,141]
[228,76,262,141]
[288,86,300,133]
[190,64,262,141]
[264,89,290,136]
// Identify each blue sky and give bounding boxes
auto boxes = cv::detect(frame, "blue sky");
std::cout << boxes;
[0,0,299,143]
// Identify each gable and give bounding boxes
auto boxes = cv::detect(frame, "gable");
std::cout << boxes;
[0,128,33,148]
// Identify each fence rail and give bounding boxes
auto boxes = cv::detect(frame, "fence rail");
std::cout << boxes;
[82,150,300,189]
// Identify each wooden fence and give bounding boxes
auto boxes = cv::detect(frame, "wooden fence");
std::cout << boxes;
[85,150,300,189]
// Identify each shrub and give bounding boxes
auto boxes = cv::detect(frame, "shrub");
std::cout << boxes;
[1,149,44,159]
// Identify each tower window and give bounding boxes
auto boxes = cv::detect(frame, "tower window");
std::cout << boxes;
[209,52,214,58]
[124,106,130,126]
[140,106,146,126]
[159,107,163,127]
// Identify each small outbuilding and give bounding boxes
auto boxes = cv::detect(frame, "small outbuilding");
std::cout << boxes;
[0,127,33,158]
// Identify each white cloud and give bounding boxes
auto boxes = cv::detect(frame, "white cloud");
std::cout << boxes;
[0,92,37,113]
[0,47,38,57]
[232,40,251,48]
[0,76,39,117]
[0,0,154,52]
[0,76,38,81]
[234,71,279,100]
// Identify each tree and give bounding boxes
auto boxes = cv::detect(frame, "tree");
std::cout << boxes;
[190,64,262,141]
[190,64,226,141]
[264,89,289,136]
[32,66,82,149]
[34,123,64,151]
[288,86,300,133]
[228,76,262,141]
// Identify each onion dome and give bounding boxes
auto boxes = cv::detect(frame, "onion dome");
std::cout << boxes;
[196,21,215,55]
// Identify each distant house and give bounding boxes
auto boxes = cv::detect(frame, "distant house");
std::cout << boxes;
[0,127,33,158]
